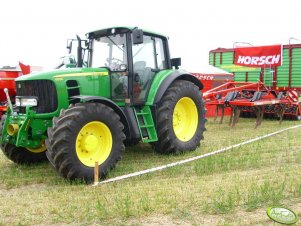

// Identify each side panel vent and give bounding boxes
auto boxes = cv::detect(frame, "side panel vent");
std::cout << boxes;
[66,80,80,104]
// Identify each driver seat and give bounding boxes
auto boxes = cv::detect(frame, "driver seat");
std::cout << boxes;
[133,61,146,82]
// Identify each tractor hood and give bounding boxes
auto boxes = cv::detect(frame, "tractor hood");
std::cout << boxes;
[15,68,109,82]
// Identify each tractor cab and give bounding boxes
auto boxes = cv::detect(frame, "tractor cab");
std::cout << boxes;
[68,27,173,104]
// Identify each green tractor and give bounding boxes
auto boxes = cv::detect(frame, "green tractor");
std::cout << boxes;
[0,27,206,181]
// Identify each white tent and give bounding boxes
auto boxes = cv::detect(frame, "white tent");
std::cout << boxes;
[185,64,233,75]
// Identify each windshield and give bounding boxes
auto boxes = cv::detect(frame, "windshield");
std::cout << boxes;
[90,33,127,71]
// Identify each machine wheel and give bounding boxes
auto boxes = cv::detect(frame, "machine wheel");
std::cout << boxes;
[153,80,206,154]
[0,115,47,164]
[46,102,125,182]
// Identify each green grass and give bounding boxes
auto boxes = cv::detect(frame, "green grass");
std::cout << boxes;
[0,117,301,225]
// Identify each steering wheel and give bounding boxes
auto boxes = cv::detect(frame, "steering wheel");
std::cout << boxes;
[106,58,123,71]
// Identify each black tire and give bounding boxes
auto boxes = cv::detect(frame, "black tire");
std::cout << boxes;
[45,115,60,169]
[46,102,125,182]
[0,115,47,164]
[153,80,206,154]
[0,115,7,149]
[124,138,140,147]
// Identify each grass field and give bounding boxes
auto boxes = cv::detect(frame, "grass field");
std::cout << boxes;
[0,117,301,225]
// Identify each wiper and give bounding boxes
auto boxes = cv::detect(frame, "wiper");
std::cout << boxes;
[106,36,124,52]
[133,45,145,58]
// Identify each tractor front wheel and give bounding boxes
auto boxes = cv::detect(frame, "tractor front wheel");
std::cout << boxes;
[0,115,47,164]
[153,80,206,154]
[46,103,125,182]
[1,143,47,164]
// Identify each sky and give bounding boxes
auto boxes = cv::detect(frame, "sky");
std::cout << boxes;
[1,0,301,71]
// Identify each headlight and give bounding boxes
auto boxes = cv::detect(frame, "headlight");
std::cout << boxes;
[15,96,38,107]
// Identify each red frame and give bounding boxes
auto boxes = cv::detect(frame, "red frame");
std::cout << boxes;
[203,81,301,118]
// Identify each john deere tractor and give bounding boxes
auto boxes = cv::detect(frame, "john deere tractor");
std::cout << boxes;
[0,27,206,181]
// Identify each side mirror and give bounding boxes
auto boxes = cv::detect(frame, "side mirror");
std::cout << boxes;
[171,58,181,69]
[132,29,143,45]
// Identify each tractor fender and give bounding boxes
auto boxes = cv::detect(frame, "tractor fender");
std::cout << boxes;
[153,70,203,104]
[71,95,130,136]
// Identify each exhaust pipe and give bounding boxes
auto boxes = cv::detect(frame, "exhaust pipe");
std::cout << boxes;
[7,124,19,136]
[4,88,14,114]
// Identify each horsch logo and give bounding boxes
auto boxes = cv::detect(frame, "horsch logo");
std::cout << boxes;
[237,55,281,66]
[235,45,282,68]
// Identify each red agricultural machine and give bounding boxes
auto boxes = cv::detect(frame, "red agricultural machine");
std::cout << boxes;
[191,65,233,117]
[0,63,30,115]
[206,44,301,127]
[203,81,300,128]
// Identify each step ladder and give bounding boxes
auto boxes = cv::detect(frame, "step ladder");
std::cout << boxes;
[133,106,158,143]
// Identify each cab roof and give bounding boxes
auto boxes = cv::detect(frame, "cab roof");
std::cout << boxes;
[86,26,167,39]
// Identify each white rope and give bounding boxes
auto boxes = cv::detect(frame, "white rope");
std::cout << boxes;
[93,124,301,186]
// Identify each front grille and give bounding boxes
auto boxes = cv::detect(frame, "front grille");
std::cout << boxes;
[16,80,58,113]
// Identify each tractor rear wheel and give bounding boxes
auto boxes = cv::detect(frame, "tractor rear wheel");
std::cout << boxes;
[46,103,125,182]
[153,80,206,154]
[0,115,47,164]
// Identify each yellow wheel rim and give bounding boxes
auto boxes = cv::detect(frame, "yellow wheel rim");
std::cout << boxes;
[173,97,198,142]
[26,140,46,153]
[76,121,112,167]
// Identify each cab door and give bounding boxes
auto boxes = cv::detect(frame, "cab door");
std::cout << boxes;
[131,34,167,104]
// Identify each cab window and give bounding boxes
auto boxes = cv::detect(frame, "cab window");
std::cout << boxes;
[132,35,167,102]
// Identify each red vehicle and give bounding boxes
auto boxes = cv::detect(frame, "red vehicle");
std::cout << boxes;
[0,63,30,115]
[209,44,301,120]
[203,81,301,128]
[191,65,233,117]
